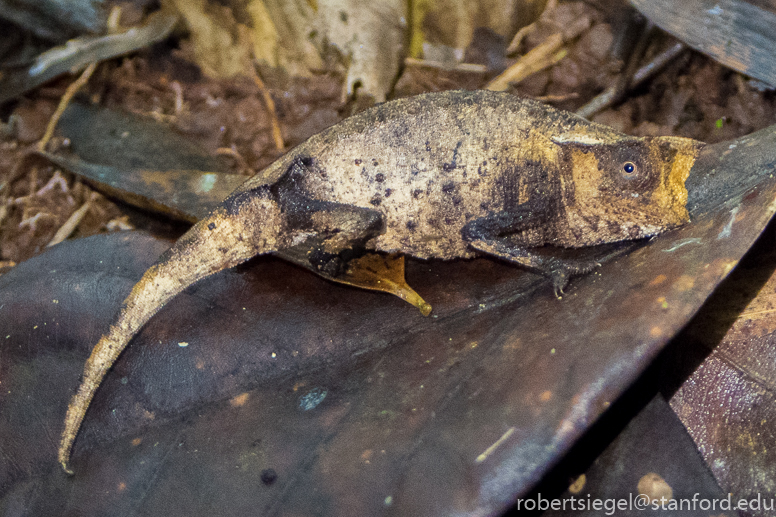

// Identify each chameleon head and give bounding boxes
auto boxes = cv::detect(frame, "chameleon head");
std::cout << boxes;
[551,130,704,246]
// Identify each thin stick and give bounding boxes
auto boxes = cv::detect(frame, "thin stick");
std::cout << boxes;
[487,10,590,93]
[576,42,686,119]
[47,197,92,247]
[36,5,124,153]
[486,34,565,91]
[0,199,8,227]
[251,69,285,152]
[505,0,558,55]
[37,62,97,152]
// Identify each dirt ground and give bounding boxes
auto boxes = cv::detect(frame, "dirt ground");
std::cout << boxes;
[1,0,775,267]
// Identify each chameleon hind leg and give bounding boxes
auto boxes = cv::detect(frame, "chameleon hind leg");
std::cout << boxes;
[278,192,384,274]
[461,203,600,296]
[277,192,431,314]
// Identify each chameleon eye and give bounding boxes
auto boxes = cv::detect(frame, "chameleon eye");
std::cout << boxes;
[621,161,637,176]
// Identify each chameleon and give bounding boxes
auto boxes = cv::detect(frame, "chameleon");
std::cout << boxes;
[58,89,702,473]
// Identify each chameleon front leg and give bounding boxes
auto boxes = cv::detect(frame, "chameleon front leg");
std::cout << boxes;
[462,204,600,296]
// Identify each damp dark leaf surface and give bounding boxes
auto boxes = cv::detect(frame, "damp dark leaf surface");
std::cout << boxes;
[630,0,776,87]
[543,396,726,517]
[3,125,776,515]
[669,231,776,502]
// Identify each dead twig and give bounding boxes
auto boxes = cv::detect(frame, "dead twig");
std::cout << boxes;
[505,0,558,55]
[576,41,686,119]
[19,212,55,233]
[106,215,134,231]
[487,10,591,92]
[37,6,126,152]
[403,57,488,74]
[47,195,94,247]
[0,199,9,228]
[534,92,580,103]
[36,170,69,196]
[37,64,97,152]
[170,80,185,115]
[39,61,99,152]
[486,34,567,91]
[251,68,285,152]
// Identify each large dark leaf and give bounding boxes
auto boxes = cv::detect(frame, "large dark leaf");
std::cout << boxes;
[670,235,776,508]
[630,0,776,87]
[3,124,776,515]
[0,12,178,105]
[542,396,726,517]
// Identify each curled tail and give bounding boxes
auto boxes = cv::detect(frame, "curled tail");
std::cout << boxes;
[59,185,285,473]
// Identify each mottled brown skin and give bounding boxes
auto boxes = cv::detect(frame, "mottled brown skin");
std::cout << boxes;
[59,90,703,473]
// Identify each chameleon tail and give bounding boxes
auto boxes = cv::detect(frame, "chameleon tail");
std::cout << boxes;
[59,186,286,474]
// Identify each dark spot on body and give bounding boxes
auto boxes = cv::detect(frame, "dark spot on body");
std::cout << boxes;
[406,220,417,231]
[218,247,228,254]
[372,110,387,125]
[425,141,431,152]
[300,156,313,167]
[375,173,385,183]
[444,217,454,225]
[373,159,379,167]
[412,189,423,199]
[480,201,490,211]
[261,469,278,486]
[339,10,347,22]
[443,141,463,171]
[452,195,463,206]
[384,188,392,197]
[628,225,642,239]
[370,196,382,206]
[607,220,620,235]
[442,182,455,193]
[581,214,600,232]
[309,248,347,276]
[355,159,362,165]
[223,187,267,216]
[208,222,216,230]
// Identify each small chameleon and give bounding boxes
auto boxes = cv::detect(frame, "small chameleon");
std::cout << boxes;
[59,89,702,473]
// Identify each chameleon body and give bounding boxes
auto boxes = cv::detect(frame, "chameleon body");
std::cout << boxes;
[59,90,702,472]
